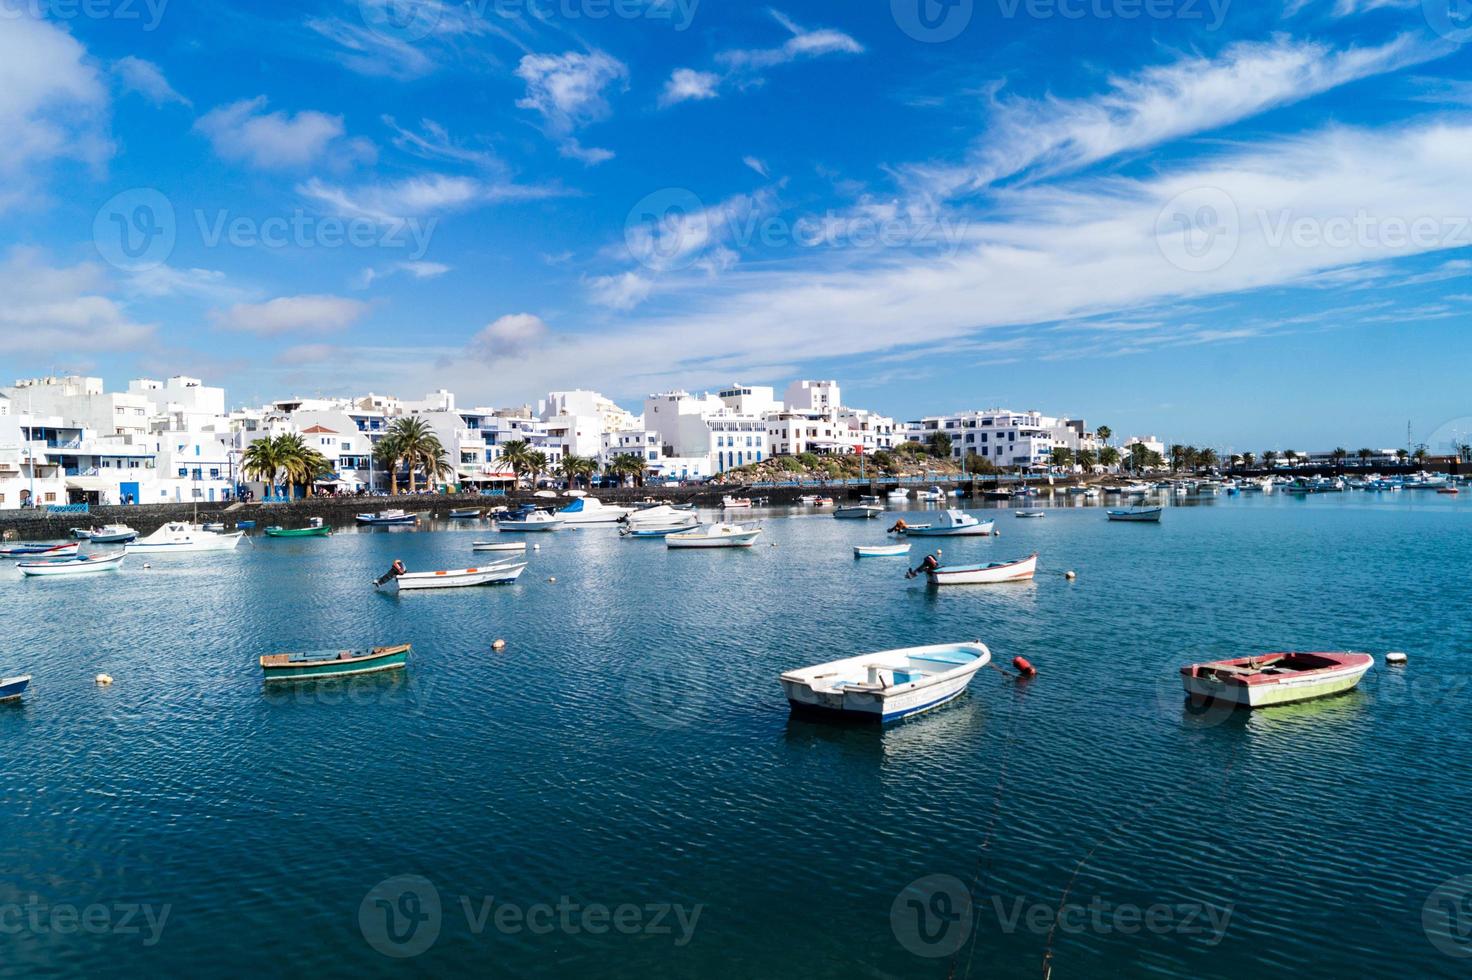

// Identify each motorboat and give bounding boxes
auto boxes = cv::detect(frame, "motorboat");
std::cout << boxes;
[854,543,911,558]
[447,508,483,519]
[780,641,992,723]
[0,675,31,702]
[374,559,527,591]
[923,553,1038,585]
[666,522,762,548]
[87,524,138,544]
[0,542,80,560]
[834,504,884,519]
[622,504,699,531]
[1106,507,1163,522]
[356,509,419,526]
[887,488,909,500]
[1179,652,1374,708]
[722,495,754,509]
[127,522,244,553]
[557,497,633,525]
[1015,510,1046,518]
[916,487,944,501]
[893,510,994,537]
[18,552,126,577]
[497,512,563,532]
[797,494,820,505]
[621,523,702,538]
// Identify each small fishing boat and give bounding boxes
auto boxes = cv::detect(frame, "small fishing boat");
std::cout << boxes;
[854,543,911,558]
[924,553,1038,585]
[1106,507,1163,522]
[497,512,563,532]
[859,494,881,503]
[18,552,125,577]
[70,527,93,540]
[797,494,820,505]
[834,504,884,519]
[1438,487,1460,495]
[916,486,944,501]
[472,541,528,553]
[780,641,992,723]
[722,495,753,509]
[622,505,699,532]
[815,497,834,506]
[1179,652,1374,708]
[1015,510,1046,518]
[236,520,257,529]
[264,520,332,538]
[0,674,31,702]
[127,522,244,553]
[666,522,762,548]
[260,644,411,681]
[558,497,633,525]
[87,524,138,544]
[356,509,419,526]
[0,542,80,560]
[895,510,994,537]
[447,508,483,519]
[622,523,702,538]
[983,488,1014,501]
[887,488,909,500]
[375,559,528,591]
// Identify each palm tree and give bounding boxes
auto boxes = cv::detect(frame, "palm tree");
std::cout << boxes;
[1075,448,1097,473]
[373,434,404,495]
[1098,446,1120,472]
[386,417,440,493]
[241,437,281,499]
[497,440,533,487]
[560,455,598,489]
[1395,448,1409,465]
[271,433,315,499]
[1050,446,1074,471]
[1262,450,1278,470]
[1096,425,1112,448]
[1127,443,1153,473]
[1283,450,1299,469]
[1241,451,1256,470]
[417,436,452,491]
[525,450,549,488]
[1331,447,1348,472]
[1168,444,1186,473]
[1357,448,1374,468]
[1197,447,1218,473]
[1412,445,1429,467]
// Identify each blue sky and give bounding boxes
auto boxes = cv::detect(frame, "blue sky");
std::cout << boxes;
[5,0,1472,451]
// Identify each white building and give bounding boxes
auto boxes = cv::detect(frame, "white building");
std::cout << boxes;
[907,409,1096,470]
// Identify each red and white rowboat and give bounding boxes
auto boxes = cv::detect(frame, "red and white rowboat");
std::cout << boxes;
[1180,651,1374,708]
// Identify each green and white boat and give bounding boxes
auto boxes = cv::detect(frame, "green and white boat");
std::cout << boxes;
[264,518,332,538]
[259,644,410,681]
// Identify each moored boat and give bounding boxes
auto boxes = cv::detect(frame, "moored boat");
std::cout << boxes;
[621,505,699,532]
[916,486,944,501]
[18,552,125,577]
[922,553,1038,585]
[666,522,762,548]
[127,522,244,553]
[87,524,138,544]
[622,523,702,538]
[497,511,563,532]
[1106,507,1162,522]
[472,541,528,553]
[721,495,753,509]
[1179,652,1374,708]
[834,504,884,519]
[265,518,331,538]
[780,641,992,723]
[260,644,411,681]
[893,509,994,537]
[0,674,31,701]
[0,542,80,560]
[558,497,633,525]
[447,508,483,519]
[1015,510,1045,518]
[854,543,911,558]
[356,509,419,526]
[374,559,527,590]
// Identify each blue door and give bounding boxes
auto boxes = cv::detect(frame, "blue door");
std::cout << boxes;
[121,482,140,504]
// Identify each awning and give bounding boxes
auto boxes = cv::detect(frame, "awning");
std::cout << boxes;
[65,477,111,492]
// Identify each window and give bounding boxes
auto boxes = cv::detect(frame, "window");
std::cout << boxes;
[178,467,187,477]
[210,468,220,478]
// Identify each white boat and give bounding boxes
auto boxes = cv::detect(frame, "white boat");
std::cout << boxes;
[780,641,992,723]
[1015,510,1046,518]
[622,523,702,538]
[18,552,126,576]
[666,522,762,548]
[0,542,80,560]
[0,675,30,702]
[356,509,419,526]
[721,495,753,509]
[887,488,909,500]
[1180,652,1374,708]
[88,524,138,544]
[126,522,244,553]
[926,553,1038,585]
[859,494,881,503]
[797,494,820,505]
[834,504,884,519]
[896,510,994,537]
[854,543,911,558]
[376,560,527,591]
[497,512,563,532]
[916,486,945,501]
[472,541,529,553]
[622,505,700,531]
[557,496,633,525]
[1106,507,1162,522]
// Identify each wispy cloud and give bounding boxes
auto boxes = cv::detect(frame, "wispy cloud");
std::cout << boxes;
[515,50,628,163]
[113,57,190,107]
[196,97,374,171]
[211,295,370,335]
[0,248,154,354]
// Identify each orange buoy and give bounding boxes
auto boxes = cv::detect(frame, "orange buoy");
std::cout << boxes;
[1012,656,1037,677]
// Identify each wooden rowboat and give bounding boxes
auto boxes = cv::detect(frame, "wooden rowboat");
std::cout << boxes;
[260,645,411,682]
[18,553,125,576]
[854,543,911,558]
[1180,652,1374,708]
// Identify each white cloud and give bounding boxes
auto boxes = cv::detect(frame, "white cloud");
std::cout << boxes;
[515,50,628,163]
[356,261,452,288]
[0,13,110,209]
[114,56,190,107]
[743,156,770,177]
[383,115,500,169]
[211,295,370,335]
[299,173,557,225]
[716,11,863,72]
[196,97,374,171]
[908,34,1447,199]
[659,69,721,108]
[276,343,338,365]
[587,272,654,310]
[0,248,153,354]
[469,313,550,359]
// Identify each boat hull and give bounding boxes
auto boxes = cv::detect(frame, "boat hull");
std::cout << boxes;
[385,563,527,590]
[497,519,562,532]
[260,646,410,681]
[19,554,125,576]
[472,542,528,552]
[834,506,882,519]
[1106,509,1162,522]
[905,522,995,537]
[264,527,332,538]
[854,544,911,558]
[0,543,80,560]
[928,553,1038,585]
[127,533,244,553]
[0,675,30,701]
[666,533,760,548]
[780,642,991,723]
[1180,652,1374,708]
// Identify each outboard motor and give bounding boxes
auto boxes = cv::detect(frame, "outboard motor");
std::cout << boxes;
[906,554,940,580]
[374,559,407,587]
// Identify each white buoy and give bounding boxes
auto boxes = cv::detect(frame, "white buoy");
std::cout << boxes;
[143,563,152,570]
[1385,651,1407,665]
[1065,570,1077,580]
[95,673,113,686]
[533,544,540,551]
[492,639,507,651]
[547,576,556,583]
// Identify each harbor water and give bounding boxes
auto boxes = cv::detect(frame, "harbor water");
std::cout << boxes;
[2,492,1470,977]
